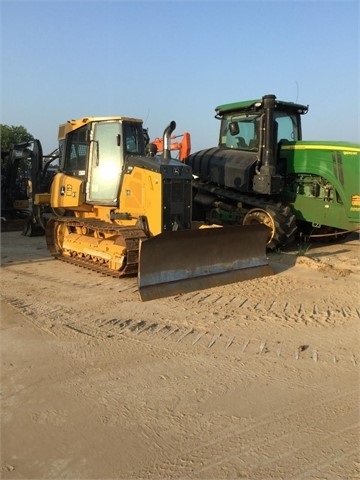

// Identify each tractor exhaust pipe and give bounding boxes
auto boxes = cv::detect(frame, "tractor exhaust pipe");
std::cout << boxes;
[163,121,176,160]
[262,94,276,174]
[253,94,283,194]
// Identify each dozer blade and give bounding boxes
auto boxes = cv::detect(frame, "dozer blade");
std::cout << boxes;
[138,223,273,301]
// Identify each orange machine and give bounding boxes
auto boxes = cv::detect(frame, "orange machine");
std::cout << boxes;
[151,132,191,161]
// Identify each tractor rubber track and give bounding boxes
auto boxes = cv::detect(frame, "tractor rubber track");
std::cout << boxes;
[45,217,147,278]
[195,182,297,249]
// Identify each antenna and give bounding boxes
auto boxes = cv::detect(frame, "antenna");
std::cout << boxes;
[143,108,150,127]
[295,81,299,103]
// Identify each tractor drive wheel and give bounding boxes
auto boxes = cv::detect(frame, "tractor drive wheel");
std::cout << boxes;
[243,204,297,250]
[243,208,275,246]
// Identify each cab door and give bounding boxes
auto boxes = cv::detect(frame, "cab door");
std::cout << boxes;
[87,121,123,204]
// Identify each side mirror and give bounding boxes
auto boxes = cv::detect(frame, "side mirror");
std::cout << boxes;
[146,143,158,157]
[229,122,239,136]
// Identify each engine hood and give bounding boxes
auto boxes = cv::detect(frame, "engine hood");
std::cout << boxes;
[186,147,257,192]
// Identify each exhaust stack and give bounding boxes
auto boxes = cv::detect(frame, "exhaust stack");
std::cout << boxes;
[253,94,284,195]
[163,121,176,160]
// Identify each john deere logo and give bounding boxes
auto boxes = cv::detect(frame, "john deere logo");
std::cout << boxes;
[351,195,360,207]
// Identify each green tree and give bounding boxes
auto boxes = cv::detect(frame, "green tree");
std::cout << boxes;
[1,124,34,153]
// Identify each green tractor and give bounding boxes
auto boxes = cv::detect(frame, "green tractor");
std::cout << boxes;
[186,94,360,249]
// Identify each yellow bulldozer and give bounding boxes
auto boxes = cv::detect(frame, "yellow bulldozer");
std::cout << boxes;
[33,116,272,301]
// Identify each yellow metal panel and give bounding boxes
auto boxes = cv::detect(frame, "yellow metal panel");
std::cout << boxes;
[119,166,163,235]
[281,144,360,153]
[58,116,143,139]
[50,173,86,208]
[34,193,51,205]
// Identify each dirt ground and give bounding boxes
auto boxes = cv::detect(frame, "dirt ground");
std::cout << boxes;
[1,229,359,479]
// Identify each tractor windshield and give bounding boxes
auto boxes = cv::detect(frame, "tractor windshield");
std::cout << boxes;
[219,111,301,150]
[220,114,261,150]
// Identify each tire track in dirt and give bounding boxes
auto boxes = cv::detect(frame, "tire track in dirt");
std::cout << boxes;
[2,238,359,367]
[3,294,359,367]
[192,423,358,480]
[2,245,359,329]
[0,261,139,296]
[292,447,359,480]
[128,387,358,479]
[170,286,360,327]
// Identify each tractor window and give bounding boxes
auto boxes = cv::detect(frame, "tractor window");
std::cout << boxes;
[63,125,88,176]
[275,113,300,142]
[220,114,260,150]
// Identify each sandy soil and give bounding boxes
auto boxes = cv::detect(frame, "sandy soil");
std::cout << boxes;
[1,229,359,479]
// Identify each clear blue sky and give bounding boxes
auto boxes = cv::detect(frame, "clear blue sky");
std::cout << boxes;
[1,0,359,154]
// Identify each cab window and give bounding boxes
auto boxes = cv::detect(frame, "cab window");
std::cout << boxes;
[220,114,260,150]
[275,113,300,142]
[123,122,146,155]
[63,125,88,176]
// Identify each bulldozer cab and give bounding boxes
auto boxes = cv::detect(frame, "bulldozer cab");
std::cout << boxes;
[60,118,146,205]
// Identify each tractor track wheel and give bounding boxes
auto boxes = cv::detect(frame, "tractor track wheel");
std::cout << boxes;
[243,204,297,250]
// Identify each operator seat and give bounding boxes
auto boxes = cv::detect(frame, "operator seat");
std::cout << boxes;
[236,137,247,148]
[248,139,258,149]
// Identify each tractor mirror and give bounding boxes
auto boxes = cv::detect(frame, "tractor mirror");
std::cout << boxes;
[229,122,239,136]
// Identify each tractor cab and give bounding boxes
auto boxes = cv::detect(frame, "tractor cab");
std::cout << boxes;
[217,98,307,152]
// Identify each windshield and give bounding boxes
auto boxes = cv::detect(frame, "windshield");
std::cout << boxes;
[219,112,300,150]
[220,114,260,150]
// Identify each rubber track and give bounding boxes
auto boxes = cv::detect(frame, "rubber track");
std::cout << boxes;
[195,182,297,249]
[45,217,147,278]
[195,182,282,210]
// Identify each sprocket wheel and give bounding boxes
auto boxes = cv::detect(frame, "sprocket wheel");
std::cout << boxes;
[52,220,69,255]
